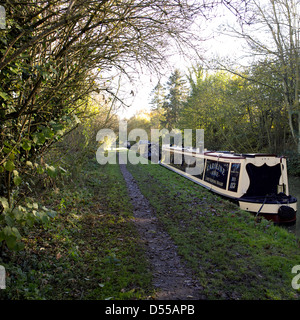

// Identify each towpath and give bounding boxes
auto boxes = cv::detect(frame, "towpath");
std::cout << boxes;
[119,156,206,300]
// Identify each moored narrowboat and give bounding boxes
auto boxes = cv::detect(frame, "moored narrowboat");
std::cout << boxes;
[159,145,297,224]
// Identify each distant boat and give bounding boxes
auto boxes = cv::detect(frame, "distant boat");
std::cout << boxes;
[159,146,297,224]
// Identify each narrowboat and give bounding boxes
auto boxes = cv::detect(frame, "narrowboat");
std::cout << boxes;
[159,145,297,224]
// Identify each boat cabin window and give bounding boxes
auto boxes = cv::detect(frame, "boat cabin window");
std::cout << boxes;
[244,163,281,197]
[204,160,229,189]
[228,163,241,192]
[186,156,205,179]
[167,151,205,179]
[169,151,183,171]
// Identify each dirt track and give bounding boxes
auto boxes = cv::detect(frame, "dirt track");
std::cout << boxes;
[119,158,206,300]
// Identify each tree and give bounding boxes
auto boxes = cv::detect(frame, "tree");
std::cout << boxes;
[179,66,233,150]
[0,0,221,250]
[160,69,188,130]
[219,0,300,153]
[149,81,166,129]
[178,63,289,153]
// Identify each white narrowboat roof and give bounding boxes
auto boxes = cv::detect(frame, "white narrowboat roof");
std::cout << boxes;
[163,146,282,160]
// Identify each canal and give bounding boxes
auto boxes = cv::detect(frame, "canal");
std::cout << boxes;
[287,175,300,237]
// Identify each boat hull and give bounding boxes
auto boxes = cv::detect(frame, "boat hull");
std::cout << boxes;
[238,197,297,224]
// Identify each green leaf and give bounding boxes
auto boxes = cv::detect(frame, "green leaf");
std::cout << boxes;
[0,197,9,210]
[3,226,23,250]
[0,91,9,100]
[13,207,24,221]
[46,165,57,178]
[73,115,81,124]
[36,165,44,174]
[46,209,57,219]
[41,213,49,224]
[3,226,13,237]
[3,147,11,153]
[51,122,64,135]
[21,139,31,151]
[26,216,34,227]
[14,242,25,251]
[26,161,33,168]
[32,132,46,145]
[6,236,17,250]
[3,160,14,171]
[11,227,21,239]
[42,127,54,139]
[4,214,14,227]
[35,211,49,225]
[3,141,13,148]
[13,175,22,186]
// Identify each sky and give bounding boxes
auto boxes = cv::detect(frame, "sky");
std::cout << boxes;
[117,72,157,120]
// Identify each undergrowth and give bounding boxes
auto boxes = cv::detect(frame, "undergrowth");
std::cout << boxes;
[0,154,153,300]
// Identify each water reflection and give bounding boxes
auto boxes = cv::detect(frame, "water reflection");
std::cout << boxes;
[287,176,300,237]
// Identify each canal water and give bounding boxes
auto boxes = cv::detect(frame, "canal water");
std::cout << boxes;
[287,176,300,237]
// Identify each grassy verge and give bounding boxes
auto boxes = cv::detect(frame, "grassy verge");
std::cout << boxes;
[0,155,153,300]
[126,158,300,300]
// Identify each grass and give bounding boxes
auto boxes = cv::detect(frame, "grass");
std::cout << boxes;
[1,148,300,300]
[0,154,153,300]
[126,155,300,300]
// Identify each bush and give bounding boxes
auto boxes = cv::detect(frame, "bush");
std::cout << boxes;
[286,152,300,176]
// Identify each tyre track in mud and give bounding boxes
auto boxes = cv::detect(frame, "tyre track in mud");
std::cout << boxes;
[119,158,206,300]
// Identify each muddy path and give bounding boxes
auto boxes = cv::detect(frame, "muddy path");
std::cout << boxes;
[119,160,206,300]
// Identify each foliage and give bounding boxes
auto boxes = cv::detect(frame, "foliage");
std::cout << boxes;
[0,95,113,251]
[126,110,152,140]
[0,154,153,300]
[148,64,296,154]
[219,0,300,154]
[0,195,56,251]
[287,152,300,177]
[159,69,188,130]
